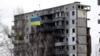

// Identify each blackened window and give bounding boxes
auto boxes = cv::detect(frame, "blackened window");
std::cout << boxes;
[66,12,69,16]
[72,37,75,41]
[72,20,75,24]
[66,46,69,50]
[31,27,33,30]
[72,6,74,8]
[73,46,75,50]
[72,28,75,33]
[57,12,59,17]
[37,14,39,16]
[66,38,68,41]
[78,5,80,9]
[66,54,69,56]
[61,12,64,17]
[61,21,64,25]
[66,29,69,34]
[41,18,44,20]
[66,21,68,25]
[81,6,84,9]
[73,54,75,56]
[72,11,75,16]
[31,27,34,32]
[57,21,59,25]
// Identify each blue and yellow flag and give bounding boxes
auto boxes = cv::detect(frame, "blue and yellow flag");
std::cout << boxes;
[30,17,41,26]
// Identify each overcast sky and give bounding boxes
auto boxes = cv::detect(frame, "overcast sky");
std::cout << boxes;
[0,0,100,56]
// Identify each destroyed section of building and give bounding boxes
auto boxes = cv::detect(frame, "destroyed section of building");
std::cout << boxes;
[12,2,91,56]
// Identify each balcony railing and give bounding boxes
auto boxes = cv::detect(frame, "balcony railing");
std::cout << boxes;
[41,27,55,31]
[41,19,52,24]
[55,42,65,46]
[53,17,64,21]
[52,33,65,37]
[55,51,65,54]
[54,25,64,29]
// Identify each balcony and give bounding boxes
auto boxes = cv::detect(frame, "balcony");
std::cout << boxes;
[55,42,65,46]
[41,27,55,31]
[52,33,65,37]
[77,5,91,11]
[53,17,64,21]
[54,25,64,29]
[55,51,65,54]
[41,19,53,24]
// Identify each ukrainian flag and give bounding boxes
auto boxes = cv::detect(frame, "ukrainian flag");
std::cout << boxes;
[30,17,41,26]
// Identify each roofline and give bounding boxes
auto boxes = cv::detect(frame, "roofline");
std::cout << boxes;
[14,1,90,16]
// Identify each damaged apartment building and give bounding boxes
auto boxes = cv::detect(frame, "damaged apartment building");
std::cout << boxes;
[12,2,91,56]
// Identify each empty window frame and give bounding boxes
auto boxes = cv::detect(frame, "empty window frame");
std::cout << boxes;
[73,46,75,50]
[72,54,75,56]
[72,11,75,16]
[66,21,69,25]
[72,37,75,41]
[56,21,59,25]
[66,29,69,34]
[72,28,75,33]
[66,54,69,56]
[72,20,75,24]
[57,12,59,17]
[61,21,64,25]
[72,6,74,8]
[66,12,69,16]
[66,46,69,50]
[58,21,61,25]
[61,12,64,17]
[66,38,68,41]
[31,27,34,30]
[32,15,33,16]
[78,5,80,9]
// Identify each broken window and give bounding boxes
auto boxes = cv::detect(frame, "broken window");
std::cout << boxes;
[66,29,69,34]
[72,28,75,33]
[66,38,68,41]
[72,20,75,24]
[72,37,75,41]
[66,54,69,56]
[66,21,69,25]
[72,11,75,16]
[66,12,69,16]
[61,11,64,17]
[66,46,69,50]
[73,54,75,56]
[73,46,75,50]
[61,21,64,25]
[78,5,80,9]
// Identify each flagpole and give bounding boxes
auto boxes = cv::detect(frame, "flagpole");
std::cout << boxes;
[39,4,41,10]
